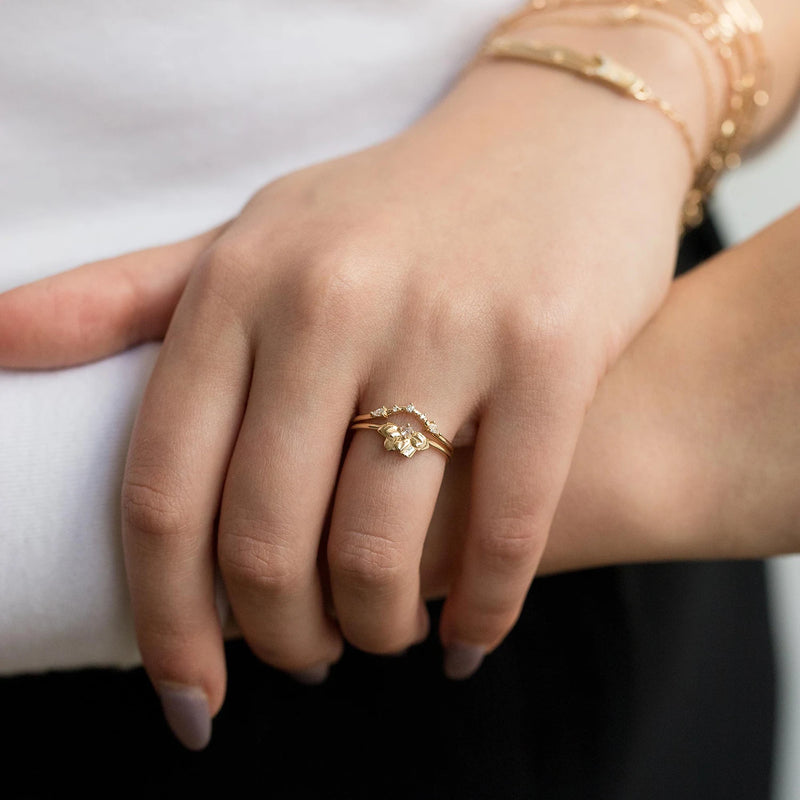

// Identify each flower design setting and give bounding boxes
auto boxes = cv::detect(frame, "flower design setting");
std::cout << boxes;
[377,422,429,458]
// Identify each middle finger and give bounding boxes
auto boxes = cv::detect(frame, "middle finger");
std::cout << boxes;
[217,339,349,675]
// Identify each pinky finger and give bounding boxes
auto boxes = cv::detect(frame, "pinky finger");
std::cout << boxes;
[438,390,583,679]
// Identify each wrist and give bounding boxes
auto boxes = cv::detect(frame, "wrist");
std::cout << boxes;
[494,15,726,154]
[414,17,726,226]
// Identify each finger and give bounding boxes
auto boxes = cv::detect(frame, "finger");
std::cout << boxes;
[328,397,463,654]
[217,339,347,676]
[0,224,227,369]
[420,444,473,600]
[121,252,251,749]
[439,381,584,679]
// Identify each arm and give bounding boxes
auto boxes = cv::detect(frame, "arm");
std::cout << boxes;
[423,205,800,593]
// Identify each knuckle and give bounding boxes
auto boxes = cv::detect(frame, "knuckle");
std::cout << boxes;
[121,476,191,540]
[417,283,484,351]
[219,520,304,596]
[500,294,579,364]
[187,239,256,320]
[329,530,407,595]
[201,239,254,287]
[290,246,375,336]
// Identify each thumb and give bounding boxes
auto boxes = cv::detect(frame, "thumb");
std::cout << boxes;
[0,224,227,369]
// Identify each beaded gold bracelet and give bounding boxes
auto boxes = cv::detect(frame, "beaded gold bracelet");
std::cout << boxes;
[509,6,721,165]
[483,36,699,168]
[480,0,771,228]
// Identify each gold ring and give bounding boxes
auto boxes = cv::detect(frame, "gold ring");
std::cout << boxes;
[349,403,453,461]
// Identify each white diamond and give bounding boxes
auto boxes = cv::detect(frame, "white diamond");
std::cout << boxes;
[419,413,427,421]
[428,421,439,434]
[392,405,400,412]
[371,407,385,417]
[406,403,415,412]
[401,423,414,437]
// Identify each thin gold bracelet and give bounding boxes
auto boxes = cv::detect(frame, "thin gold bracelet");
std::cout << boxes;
[482,37,699,175]
[491,0,771,226]
[515,6,720,160]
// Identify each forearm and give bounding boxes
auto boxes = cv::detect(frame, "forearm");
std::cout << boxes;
[423,206,800,589]
[544,204,800,573]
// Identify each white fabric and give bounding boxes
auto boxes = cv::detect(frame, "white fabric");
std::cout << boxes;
[0,0,522,673]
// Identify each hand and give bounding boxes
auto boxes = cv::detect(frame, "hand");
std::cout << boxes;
[423,207,800,593]
[0,24,706,747]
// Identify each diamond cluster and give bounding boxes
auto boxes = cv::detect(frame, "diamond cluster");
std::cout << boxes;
[370,402,440,435]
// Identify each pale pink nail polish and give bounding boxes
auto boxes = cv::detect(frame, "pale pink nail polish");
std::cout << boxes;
[443,643,485,680]
[157,683,212,751]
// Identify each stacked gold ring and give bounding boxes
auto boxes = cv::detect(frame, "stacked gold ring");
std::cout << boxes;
[349,403,454,461]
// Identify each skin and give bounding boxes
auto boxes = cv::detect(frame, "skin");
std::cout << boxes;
[210,205,798,632]
[0,3,798,748]
[421,206,800,595]
[2,202,799,644]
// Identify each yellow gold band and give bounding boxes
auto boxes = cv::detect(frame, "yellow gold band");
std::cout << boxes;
[348,422,453,461]
[348,403,454,461]
[483,37,699,169]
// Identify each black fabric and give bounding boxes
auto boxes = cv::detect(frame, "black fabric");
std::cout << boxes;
[4,215,775,799]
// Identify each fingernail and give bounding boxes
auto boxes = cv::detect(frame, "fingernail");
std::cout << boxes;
[443,643,485,680]
[288,662,330,685]
[157,683,211,751]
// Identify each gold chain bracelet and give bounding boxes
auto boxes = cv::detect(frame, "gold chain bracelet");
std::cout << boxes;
[483,37,699,169]
[479,0,771,228]
[512,6,721,163]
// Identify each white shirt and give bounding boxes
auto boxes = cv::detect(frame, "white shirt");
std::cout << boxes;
[0,0,522,673]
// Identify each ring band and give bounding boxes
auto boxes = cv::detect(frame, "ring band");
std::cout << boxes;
[348,403,453,461]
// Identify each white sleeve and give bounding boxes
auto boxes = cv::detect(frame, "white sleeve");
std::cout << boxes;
[0,0,515,676]
[0,344,230,675]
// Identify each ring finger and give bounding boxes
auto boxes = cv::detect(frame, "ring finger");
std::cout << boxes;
[327,389,470,654]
